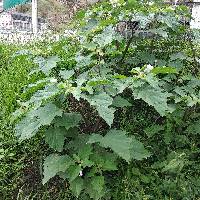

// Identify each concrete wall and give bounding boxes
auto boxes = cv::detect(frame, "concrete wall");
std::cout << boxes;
[191,1,200,29]
[0,13,12,29]
[0,31,61,44]
[0,11,47,32]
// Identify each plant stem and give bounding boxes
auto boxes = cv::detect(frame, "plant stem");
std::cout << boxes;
[188,30,199,74]
[118,36,134,67]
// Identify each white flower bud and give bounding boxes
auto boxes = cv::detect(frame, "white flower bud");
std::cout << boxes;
[50,78,57,83]
[79,170,83,177]
[148,2,154,6]
[144,64,154,73]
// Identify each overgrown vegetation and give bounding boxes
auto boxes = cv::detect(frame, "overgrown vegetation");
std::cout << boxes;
[0,42,76,199]
[1,0,200,199]
[0,44,35,198]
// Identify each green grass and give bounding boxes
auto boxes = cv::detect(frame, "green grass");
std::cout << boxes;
[0,43,75,200]
[0,44,33,198]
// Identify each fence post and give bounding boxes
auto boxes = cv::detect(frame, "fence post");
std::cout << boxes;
[32,0,38,34]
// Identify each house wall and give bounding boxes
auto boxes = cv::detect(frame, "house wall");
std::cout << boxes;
[0,13,12,30]
[0,12,47,32]
[190,1,200,29]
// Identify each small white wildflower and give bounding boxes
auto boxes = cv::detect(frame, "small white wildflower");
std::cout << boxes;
[16,100,21,104]
[148,1,154,6]
[110,0,118,4]
[50,78,57,83]
[79,170,83,177]
[144,64,154,73]
[109,0,120,7]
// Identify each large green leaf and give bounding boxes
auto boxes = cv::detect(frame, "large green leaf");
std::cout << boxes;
[28,85,60,107]
[85,93,113,107]
[43,154,74,184]
[71,71,90,100]
[88,134,103,144]
[59,69,75,80]
[78,144,93,160]
[24,78,56,92]
[144,124,164,138]
[86,176,105,200]
[15,113,41,141]
[75,53,93,68]
[76,71,89,87]
[106,78,132,96]
[93,26,122,47]
[15,103,62,141]
[112,96,132,107]
[186,120,200,135]
[90,150,118,171]
[34,56,60,75]
[133,86,172,116]
[83,93,115,126]
[77,144,94,168]
[157,14,179,28]
[45,127,66,152]
[145,74,160,89]
[70,177,84,198]
[88,129,150,162]
[99,130,132,162]
[67,134,89,151]
[66,164,82,182]
[53,113,82,130]
[130,137,151,160]
[170,52,188,61]
[88,130,132,162]
[150,28,168,38]
[34,103,63,125]
[91,176,104,195]
[96,106,115,127]
[162,156,185,173]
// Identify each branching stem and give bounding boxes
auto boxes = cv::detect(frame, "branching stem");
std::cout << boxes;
[118,36,134,66]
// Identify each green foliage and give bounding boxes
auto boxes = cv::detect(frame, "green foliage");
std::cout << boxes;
[11,0,200,199]
[88,129,150,162]
[53,113,82,129]
[0,42,76,200]
[112,95,132,107]
[0,45,34,120]
[15,103,63,141]
[133,85,172,116]
[70,177,84,197]
[33,56,61,75]
[89,130,132,162]
[0,44,47,199]
[43,154,73,184]
[45,127,66,152]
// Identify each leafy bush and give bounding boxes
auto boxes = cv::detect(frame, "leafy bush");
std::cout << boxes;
[13,1,200,199]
